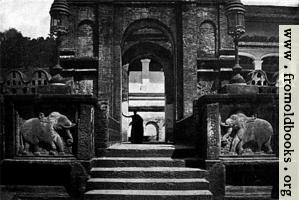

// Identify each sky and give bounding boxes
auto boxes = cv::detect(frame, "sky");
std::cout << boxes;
[0,0,298,38]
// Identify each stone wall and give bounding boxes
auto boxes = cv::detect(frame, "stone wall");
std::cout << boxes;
[182,4,221,116]
[63,1,227,145]
[62,1,294,146]
[66,2,228,119]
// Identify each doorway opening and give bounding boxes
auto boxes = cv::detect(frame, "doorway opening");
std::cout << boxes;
[123,58,165,143]
[120,19,175,144]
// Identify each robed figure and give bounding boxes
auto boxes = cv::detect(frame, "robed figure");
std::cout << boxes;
[123,111,144,144]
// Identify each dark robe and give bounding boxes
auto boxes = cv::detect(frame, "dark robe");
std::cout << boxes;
[130,114,144,144]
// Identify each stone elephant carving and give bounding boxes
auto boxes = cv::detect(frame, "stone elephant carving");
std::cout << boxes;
[222,113,273,154]
[19,112,76,155]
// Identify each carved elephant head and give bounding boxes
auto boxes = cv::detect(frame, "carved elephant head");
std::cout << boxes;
[225,113,248,129]
[48,112,76,146]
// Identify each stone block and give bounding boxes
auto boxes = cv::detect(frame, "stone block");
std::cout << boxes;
[206,161,225,200]
[37,85,72,94]
[220,84,259,94]
[77,104,95,160]
[258,86,277,93]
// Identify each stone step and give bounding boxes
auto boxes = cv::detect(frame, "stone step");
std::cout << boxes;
[92,157,186,167]
[105,144,197,158]
[224,186,275,200]
[0,185,71,200]
[225,195,275,200]
[91,167,207,178]
[84,189,213,200]
[87,178,209,190]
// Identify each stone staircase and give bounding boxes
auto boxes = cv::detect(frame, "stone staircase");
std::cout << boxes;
[84,143,212,200]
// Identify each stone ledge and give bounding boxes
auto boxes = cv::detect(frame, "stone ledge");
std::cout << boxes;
[195,93,278,104]
[220,156,278,165]
[225,185,275,200]
[3,94,97,104]
[0,185,72,200]
[220,84,259,95]
[1,158,76,164]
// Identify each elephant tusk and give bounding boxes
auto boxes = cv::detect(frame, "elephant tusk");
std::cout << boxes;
[62,123,76,129]
[221,122,229,127]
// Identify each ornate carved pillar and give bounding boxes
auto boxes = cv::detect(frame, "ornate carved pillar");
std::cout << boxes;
[206,103,221,160]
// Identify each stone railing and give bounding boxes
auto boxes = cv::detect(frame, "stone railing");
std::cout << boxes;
[0,69,94,95]
[0,69,51,95]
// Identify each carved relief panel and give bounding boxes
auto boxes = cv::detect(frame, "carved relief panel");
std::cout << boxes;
[221,112,273,155]
[17,112,76,156]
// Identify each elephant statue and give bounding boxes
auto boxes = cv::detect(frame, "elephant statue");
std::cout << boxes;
[222,113,273,154]
[19,112,76,155]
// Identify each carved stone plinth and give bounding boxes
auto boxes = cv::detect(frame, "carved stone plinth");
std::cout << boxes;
[1,94,97,197]
[3,94,96,159]
[194,93,278,200]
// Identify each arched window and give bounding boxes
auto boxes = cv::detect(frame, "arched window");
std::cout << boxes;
[78,21,94,57]
[145,121,159,141]
[5,71,27,94]
[198,21,216,57]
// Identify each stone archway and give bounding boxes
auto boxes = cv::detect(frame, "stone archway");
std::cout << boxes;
[121,43,173,143]
[121,19,176,143]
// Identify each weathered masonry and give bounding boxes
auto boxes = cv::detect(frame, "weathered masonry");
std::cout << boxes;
[0,0,298,199]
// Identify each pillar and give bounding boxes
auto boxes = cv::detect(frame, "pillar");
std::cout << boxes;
[121,64,129,142]
[254,59,263,70]
[141,59,151,85]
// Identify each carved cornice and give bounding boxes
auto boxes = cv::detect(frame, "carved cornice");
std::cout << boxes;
[239,41,278,48]
[245,5,299,23]
[68,0,223,5]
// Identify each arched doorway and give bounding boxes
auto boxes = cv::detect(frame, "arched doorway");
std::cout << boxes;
[145,121,160,142]
[121,19,175,143]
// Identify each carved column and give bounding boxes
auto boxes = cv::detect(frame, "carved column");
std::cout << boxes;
[206,103,221,160]
[95,100,109,156]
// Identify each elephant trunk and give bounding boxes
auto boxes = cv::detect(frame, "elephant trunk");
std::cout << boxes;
[65,129,73,147]
[221,122,229,127]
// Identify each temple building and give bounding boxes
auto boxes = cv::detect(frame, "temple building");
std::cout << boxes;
[0,0,298,199]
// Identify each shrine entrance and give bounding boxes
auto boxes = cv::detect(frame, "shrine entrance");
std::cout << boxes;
[120,19,177,143]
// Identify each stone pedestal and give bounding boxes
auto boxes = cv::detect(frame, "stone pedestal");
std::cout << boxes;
[194,93,278,199]
[1,94,97,197]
